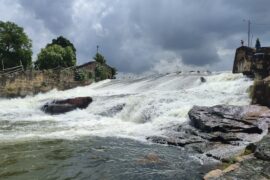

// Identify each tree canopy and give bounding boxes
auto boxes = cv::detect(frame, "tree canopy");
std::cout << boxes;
[255,38,261,49]
[35,44,76,70]
[47,36,76,57]
[0,21,32,70]
[94,52,106,64]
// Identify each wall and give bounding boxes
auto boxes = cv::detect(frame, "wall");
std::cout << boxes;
[233,46,255,76]
[0,67,92,98]
[233,46,270,79]
[0,61,114,98]
[233,47,270,107]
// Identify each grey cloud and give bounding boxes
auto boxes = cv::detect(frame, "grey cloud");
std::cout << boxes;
[2,0,270,72]
[18,0,74,34]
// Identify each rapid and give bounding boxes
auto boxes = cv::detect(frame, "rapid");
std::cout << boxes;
[0,72,252,179]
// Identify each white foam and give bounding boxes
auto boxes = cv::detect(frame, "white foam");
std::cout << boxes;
[0,72,253,143]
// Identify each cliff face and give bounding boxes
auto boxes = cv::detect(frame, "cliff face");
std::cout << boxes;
[233,46,270,79]
[232,46,270,107]
[250,77,270,107]
[233,46,255,76]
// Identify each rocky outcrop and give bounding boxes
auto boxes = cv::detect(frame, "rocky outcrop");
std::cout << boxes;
[233,46,270,79]
[251,76,270,107]
[42,97,93,115]
[189,105,268,138]
[253,134,270,161]
[209,135,270,180]
[148,105,270,160]
[233,46,255,76]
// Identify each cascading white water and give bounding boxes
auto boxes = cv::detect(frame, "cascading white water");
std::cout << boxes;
[0,72,252,143]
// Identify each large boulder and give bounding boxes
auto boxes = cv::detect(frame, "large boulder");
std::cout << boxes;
[189,105,267,132]
[42,97,93,115]
[188,105,269,144]
[148,105,270,160]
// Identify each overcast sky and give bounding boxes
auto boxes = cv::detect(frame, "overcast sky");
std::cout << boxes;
[1,0,270,73]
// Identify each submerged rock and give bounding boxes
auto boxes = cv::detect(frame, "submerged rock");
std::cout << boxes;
[42,97,93,115]
[200,77,207,83]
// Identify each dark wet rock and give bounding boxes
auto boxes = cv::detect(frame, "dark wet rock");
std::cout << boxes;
[99,104,126,117]
[188,105,269,143]
[218,158,270,180]
[148,105,270,160]
[203,134,270,179]
[251,76,270,108]
[148,105,270,179]
[200,77,206,83]
[253,135,270,161]
[42,97,93,115]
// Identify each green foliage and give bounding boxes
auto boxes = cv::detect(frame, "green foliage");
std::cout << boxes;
[88,72,93,79]
[95,65,108,81]
[35,44,76,70]
[0,21,32,69]
[111,67,117,78]
[94,53,106,64]
[74,69,87,81]
[47,36,76,57]
[255,38,261,49]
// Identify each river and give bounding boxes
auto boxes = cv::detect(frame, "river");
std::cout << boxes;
[0,72,252,179]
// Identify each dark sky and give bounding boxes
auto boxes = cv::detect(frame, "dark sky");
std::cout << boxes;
[1,0,270,73]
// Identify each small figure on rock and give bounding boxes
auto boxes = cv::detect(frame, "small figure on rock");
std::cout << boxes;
[241,40,244,46]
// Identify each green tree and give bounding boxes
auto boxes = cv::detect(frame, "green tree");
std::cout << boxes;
[35,44,76,70]
[111,67,117,78]
[95,65,108,81]
[0,21,32,70]
[94,53,106,64]
[47,36,76,57]
[255,38,261,49]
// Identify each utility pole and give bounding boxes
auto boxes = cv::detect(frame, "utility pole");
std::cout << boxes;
[244,19,251,47]
[248,19,251,47]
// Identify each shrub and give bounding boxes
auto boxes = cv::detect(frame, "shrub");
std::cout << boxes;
[95,65,108,81]
[74,69,87,81]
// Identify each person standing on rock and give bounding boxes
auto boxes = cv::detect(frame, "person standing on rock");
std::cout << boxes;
[241,40,244,46]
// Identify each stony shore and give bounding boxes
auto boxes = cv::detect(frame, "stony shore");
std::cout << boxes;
[148,104,270,179]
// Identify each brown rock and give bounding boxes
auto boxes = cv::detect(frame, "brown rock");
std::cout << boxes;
[42,97,93,115]
[204,169,223,180]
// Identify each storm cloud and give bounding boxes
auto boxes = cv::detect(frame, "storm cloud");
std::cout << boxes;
[1,0,270,72]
